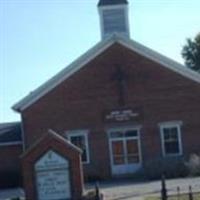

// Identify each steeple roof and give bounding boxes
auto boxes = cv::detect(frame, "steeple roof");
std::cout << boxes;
[98,0,128,6]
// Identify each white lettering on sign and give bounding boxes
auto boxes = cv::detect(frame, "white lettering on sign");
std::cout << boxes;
[106,109,139,122]
[35,150,71,200]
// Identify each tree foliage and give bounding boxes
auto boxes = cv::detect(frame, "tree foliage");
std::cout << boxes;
[182,33,200,73]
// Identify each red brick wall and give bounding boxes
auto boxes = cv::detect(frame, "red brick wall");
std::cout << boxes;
[21,43,200,179]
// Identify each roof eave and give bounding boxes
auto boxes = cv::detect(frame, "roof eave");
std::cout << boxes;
[12,34,200,112]
[12,35,118,112]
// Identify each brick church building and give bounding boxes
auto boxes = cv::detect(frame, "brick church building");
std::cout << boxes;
[2,0,200,185]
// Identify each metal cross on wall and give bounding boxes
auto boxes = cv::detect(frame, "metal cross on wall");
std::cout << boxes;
[112,65,128,107]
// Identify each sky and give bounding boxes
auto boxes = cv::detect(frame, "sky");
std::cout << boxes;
[1,0,200,123]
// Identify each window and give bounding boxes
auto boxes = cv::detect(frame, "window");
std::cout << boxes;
[160,122,183,156]
[68,131,90,164]
[110,129,138,139]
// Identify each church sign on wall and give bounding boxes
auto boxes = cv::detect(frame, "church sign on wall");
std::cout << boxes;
[104,108,142,123]
[35,150,71,200]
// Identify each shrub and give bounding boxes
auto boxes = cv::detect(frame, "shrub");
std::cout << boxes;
[186,153,200,176]
[143,157,189,180]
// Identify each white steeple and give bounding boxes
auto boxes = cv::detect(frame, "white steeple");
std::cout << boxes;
[98,0,130,40]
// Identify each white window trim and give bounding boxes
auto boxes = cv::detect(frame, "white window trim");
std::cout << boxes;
[107,125,143,167]
[159,121,183,157]
[66,130,90,164]
[107,125,142,135]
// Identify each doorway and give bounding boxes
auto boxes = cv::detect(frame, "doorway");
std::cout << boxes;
[108,127,142,175]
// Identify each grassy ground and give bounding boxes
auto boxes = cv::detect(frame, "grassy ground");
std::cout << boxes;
[145,193,200,200]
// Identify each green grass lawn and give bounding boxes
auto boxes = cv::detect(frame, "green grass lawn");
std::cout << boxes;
[145,193,200,200]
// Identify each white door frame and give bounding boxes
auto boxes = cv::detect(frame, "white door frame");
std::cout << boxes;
[107,126,142,175]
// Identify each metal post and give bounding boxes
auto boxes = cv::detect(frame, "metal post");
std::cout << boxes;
[95,182,100,200]
[161,174,167,200]
[177,186,180,200]
[189,185,193,200]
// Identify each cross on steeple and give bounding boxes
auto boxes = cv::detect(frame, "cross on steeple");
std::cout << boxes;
[112,65,127,107]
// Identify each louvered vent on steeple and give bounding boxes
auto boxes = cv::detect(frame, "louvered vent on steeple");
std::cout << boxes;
[98,0,130,40]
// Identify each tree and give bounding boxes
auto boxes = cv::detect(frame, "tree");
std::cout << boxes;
[182,33,200,73]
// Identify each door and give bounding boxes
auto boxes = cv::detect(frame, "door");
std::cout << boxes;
[109,128,141,175]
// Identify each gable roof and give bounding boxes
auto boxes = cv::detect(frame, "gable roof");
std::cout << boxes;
[21,129,82,158]
[12,34,200,112]
[0,122,22,144]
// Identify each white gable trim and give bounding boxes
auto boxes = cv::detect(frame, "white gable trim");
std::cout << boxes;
[12,36,115,111]
[13,34,200,112]
[118,36,200,84]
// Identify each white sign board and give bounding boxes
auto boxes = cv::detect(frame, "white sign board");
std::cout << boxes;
[35,150,71,200]
[105,109,139,122]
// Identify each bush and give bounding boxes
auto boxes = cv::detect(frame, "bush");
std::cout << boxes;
[186,153,200,176]
[143,157,189,180]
